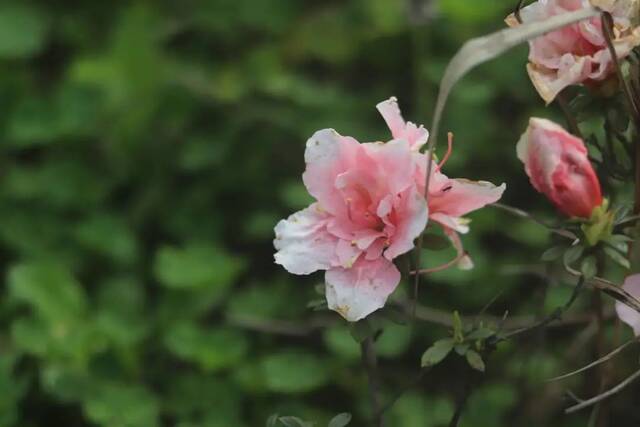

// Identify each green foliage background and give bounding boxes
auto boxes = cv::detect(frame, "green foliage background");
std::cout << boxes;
[1,0,638,426]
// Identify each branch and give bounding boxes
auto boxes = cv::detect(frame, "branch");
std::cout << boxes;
[361,337,385,427]
[491,203,577,240]
[565,368,640,414]
[546,339,638,382]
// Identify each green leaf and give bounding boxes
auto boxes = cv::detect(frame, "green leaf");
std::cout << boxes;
[563,245,584,266]
[452,311,464,342]
[0,4,48,59]
[83,383,160,427]
[328,413,352,427]
[8,263,87,322]
[466,350,486,372]
[604,246,631,270]
[422,233,450,251]
[74,214,138,265]
[467,327,494,340]
[421,338,454,368]
[164,324,248,372]
[541,246,565,262]
[261,351,329,393]
[454,343,470,356]
[154,243,244,290]
[580,256,597,279]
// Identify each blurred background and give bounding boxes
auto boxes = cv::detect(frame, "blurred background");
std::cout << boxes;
[1,0,638,426]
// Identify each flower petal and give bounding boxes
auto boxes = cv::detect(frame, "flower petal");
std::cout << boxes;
[274,204,338,275]
[325,258,401,321]
[429,179,506,219]
[615,274,640,336]
[376,97,429,150]
[384,186,429,260]
[303,128,361,216]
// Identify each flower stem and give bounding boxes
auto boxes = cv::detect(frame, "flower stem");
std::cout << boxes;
[361,337,385,427]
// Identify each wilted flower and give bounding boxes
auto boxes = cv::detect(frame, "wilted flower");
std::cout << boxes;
[274,99,428,321]
[615,274,640,336]
[506,0,640,103]
[517,117,602,218]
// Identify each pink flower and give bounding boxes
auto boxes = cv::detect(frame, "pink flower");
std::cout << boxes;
[615,274,640,336]
[274,99,428,321]
[506,0,640,103]
[517,118,602,218]
[274,98,506,321]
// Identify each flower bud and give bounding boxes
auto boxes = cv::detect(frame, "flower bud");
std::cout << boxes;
[517,118,602,218]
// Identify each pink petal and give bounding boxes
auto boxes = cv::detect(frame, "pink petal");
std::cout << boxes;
[325,258,401,321]
[364,139,416,196]
[430,213,470,234]
[384,186,429,260]
[376,97,405,140]
[429,179,506,219]
[443,227,474,270]
[376,97,429,150]
[274,204,338,275]
[302,129,361,216]
[615,274,640,337]
[517,117,602,218]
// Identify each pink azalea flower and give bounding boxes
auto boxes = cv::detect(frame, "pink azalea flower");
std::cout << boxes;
[274,99,428,321]
[378,99,506,269]
[274,98,505,321]
[506,0,640,103]
[615,274,640,336]
[517,117,602,218]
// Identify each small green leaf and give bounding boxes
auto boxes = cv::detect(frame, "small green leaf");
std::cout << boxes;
[563,245,584,266]
[328,413,352,427]
[466,350,485,372]
[421,339,454,368]
[454,343,470,356]
[154,243,244,290]
[261,352,329,393]
[604,247,631,269]
[541,246,565,262]
[422,233,450,251]
[467,327,494,340]
[580,256,597,279]
[452,311,464,342]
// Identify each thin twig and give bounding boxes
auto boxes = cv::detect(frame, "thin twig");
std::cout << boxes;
[556,92,583,138]
[500,275,585,340]
[601,12,640,127]
[411,250,467,275]
[448,368,478,427]
[514,0,526,24]
[546,339,637,382]
[565,368,640,414]
[491,203,577,240]
[361,337,385,427]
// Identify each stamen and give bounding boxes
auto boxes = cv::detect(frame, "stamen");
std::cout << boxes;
[437,132,454,171]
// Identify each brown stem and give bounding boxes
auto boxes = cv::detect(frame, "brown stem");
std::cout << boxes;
[361,337,385,427]
[565,368,640,414]
[601,12,640,127]
[556,92,583,138]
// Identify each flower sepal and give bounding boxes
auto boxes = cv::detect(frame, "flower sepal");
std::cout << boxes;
[580,199,615,247]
